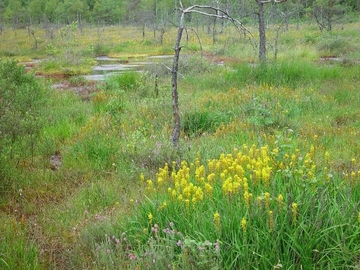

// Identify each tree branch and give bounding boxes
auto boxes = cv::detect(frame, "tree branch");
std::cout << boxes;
[179,4,253,40]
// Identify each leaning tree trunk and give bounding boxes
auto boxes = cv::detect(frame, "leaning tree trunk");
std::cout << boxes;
[170,12,185,148]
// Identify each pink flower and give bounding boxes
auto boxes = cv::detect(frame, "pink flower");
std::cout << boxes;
[128,253,137,261]
[215,241,220,251]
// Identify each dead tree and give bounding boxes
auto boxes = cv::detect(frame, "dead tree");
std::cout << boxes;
[170,0,251,148]
[256,0,288,62]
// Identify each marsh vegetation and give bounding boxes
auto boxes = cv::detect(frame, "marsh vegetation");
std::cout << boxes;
[1,1,360,268]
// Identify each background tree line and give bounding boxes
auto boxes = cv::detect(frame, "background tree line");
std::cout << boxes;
[0,0,359,30]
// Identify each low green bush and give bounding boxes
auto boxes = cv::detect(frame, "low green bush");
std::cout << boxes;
[182,110,232,137]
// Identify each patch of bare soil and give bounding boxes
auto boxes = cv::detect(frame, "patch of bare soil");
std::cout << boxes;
[51,80,100,101]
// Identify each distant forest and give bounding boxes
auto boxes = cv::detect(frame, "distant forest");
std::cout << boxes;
[0,0,359,29]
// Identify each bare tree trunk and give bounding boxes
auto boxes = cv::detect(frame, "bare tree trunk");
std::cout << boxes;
[31,29,38,50]
[170,12,185,148]
[256,0,288,62]
[169,0,252,148]
[257,0,267,62]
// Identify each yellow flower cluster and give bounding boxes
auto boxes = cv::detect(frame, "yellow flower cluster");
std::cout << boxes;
[143,145,277,213]
[141,144,358,231]
[217,145,272,196]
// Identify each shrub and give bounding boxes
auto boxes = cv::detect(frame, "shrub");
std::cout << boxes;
[93,44,111,56]
[0,59,49,188]
[0,59,49,160]
[316,35,355,56]
[182,110,232,138]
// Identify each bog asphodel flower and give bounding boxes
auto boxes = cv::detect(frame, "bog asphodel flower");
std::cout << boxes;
[146,180,153,191]
[213,211,221,230]
[268,210,274,231]
[292,203,298,224]
[241,218,247,232]
[277,194,284,210]
[148,212,153,224]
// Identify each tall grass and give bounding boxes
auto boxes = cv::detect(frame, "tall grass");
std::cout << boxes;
[225,59,344,89]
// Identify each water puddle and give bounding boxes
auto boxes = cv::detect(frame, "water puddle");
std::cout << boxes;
[84,55,173,81]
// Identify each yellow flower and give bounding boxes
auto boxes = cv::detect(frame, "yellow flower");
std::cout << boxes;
[185,199,190,213]
[157,176,164,186]
[171,189,177,199]
[146,180,153,191]
[241,218,247,232]
[244,191,250,209]
[277,194,284,210]
[324,151,329,162]
[213,211,221,230]
[161,201,167,209]
[268,210,274,231]
[148,212,153,224]
[292,203,298,224]
[194,187,204,201]
[207,172,216,183]
[204,183,213,196]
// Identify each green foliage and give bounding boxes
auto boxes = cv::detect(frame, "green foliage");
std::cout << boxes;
[113,41,133,53]
[226,60,342,89]
[0,216,40,270]
[182,109,232,137]
[68,75,87,86]
[316,35,355,56]
[93,43,111,56]
[0,59,49,162]
[243,97,287,128]
[104,72,141,92]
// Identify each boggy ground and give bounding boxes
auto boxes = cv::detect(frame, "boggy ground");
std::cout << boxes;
[1,22,360,269]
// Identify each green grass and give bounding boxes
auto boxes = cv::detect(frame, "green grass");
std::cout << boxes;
[1,22,360,269]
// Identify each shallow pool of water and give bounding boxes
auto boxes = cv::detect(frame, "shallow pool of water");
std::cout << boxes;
[85,55,173,81]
